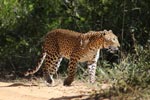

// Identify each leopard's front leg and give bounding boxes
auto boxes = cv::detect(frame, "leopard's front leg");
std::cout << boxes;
[63,58,78,86]
[87,49,100,83]
[87,61,97,83]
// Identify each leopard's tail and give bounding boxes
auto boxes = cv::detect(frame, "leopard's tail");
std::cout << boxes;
[24,52,47,76]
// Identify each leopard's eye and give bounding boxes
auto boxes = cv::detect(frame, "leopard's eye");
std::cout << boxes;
[112,38,116,42]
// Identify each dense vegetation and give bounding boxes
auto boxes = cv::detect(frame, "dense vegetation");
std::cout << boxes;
[0,0,150,99]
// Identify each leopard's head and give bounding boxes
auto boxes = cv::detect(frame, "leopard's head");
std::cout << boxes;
[100,30,120,52]
[81,30,120,52]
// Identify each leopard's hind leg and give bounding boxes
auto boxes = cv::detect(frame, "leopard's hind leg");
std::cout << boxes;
[42,53,62,86]
[63,56,78,86]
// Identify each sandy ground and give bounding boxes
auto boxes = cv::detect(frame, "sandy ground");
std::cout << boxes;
[0,79,109,100]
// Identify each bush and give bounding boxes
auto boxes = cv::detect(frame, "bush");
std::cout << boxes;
[95,44,150,99]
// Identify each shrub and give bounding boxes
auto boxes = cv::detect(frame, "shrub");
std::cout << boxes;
[95,44,150,99]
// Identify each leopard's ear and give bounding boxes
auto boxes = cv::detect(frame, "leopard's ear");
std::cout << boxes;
[109,30,112,33]
[102,29,112,35]
[99,31,106,36]
[102,30,112,41]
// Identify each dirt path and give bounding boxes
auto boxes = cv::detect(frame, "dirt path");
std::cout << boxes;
[0,79,107,100]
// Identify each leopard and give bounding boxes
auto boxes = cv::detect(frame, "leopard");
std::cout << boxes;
[24,29,120,86]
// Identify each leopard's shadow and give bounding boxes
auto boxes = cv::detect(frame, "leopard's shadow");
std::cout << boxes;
[49,95,89,100]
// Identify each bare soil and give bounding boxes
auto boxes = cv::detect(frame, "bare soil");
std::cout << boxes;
[0,79,111,100]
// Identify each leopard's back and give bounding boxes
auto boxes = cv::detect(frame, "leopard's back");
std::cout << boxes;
[44,29,82,59]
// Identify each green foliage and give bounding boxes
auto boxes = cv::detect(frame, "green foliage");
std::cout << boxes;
[96,46,150,99]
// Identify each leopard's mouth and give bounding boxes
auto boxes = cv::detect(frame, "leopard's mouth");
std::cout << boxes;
[106,46,119,53]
